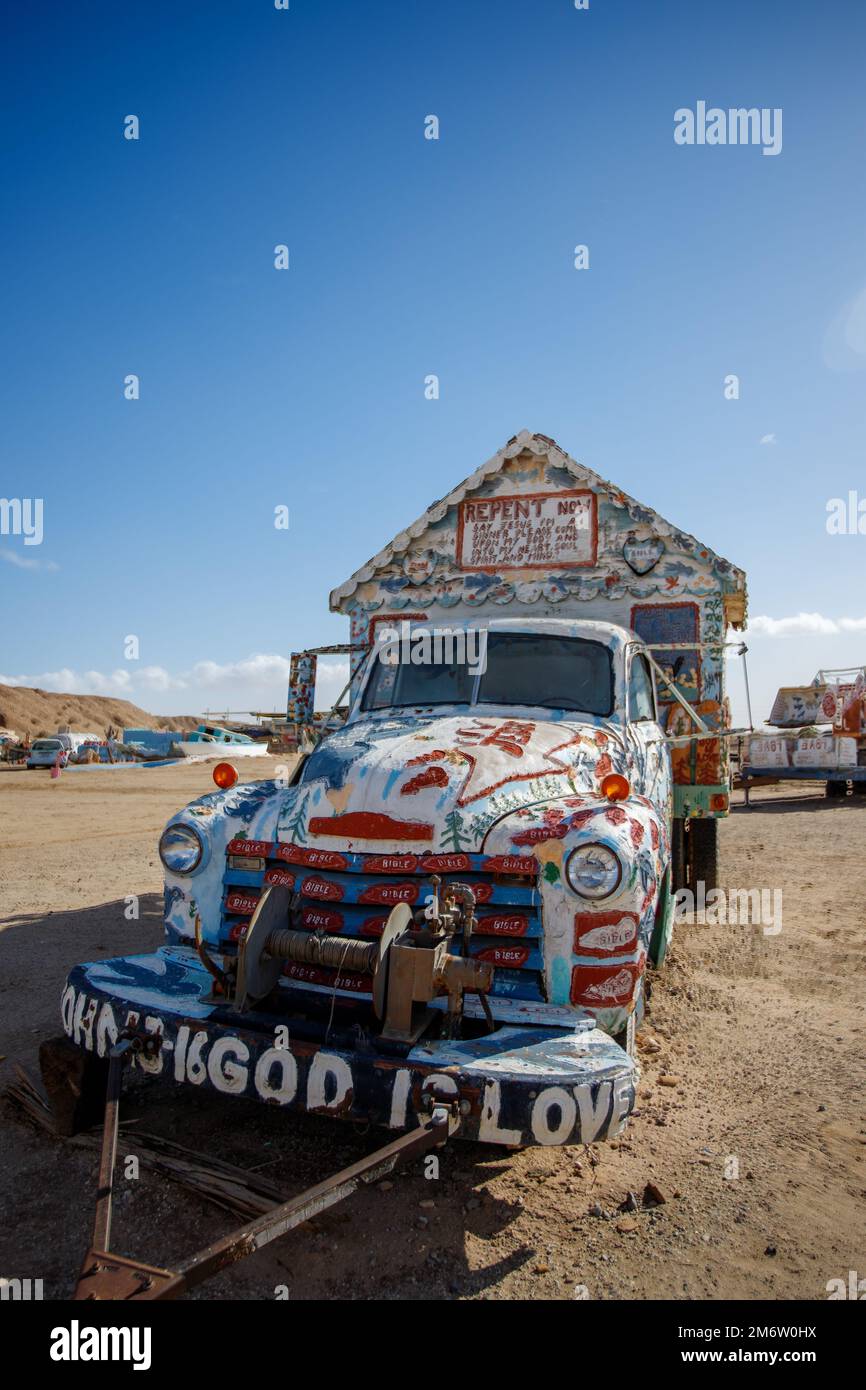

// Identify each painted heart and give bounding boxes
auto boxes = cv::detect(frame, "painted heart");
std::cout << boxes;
[623,533,665,575]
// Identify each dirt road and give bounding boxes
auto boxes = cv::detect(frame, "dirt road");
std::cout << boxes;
[1,760,864,1300]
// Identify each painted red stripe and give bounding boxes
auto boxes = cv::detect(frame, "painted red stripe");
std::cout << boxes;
[308,812,433,842]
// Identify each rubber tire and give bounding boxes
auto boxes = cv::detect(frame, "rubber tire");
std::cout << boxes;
[688,817,718,893]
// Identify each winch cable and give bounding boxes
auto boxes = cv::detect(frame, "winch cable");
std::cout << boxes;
[326,936,359,1044]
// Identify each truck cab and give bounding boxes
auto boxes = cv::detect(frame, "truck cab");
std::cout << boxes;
[57,617,672,1148]
[290,616,672,1031]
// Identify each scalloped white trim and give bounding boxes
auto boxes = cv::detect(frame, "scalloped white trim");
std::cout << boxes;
[329,430,744,610]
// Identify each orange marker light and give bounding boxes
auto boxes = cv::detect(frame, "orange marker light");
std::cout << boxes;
[600,772,630,802]
[213,761,239,789]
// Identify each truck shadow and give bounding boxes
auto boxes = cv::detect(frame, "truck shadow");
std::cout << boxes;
[731,793,866,815]
[133,1085,535,1300]
[1,895,532,1300]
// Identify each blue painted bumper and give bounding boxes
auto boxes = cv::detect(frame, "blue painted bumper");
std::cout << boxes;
[60,946,636,1147]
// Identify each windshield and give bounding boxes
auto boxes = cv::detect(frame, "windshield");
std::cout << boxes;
[361,632,614,716]
[33,740,62,751]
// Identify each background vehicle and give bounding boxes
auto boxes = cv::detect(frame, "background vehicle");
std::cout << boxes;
[26,735,72,768]
[739,666,866,802]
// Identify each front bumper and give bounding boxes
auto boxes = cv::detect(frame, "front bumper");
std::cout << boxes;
[61,946,636,1147]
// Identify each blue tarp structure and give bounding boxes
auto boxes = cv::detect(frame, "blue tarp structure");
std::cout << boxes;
[122,728,179,756]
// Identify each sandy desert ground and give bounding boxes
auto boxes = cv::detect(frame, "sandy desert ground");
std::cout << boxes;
[1,758,864,1301]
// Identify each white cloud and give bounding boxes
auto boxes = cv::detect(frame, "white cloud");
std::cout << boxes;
[823,283,866,371]
[0,652,351,712]
[759,433,776,445]
[316,659,351,708]
[1,549,59,571]
[189,654,292,687]
[0,667,133,694]
[746,612,866,637]
[135,666,188,692]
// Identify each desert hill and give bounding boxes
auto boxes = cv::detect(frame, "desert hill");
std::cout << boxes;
[0,684,197,739]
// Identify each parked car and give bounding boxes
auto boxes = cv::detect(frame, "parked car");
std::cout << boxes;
[27,736,72,768]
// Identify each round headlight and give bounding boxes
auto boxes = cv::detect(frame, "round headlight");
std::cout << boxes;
[159,822,204,875]
[565,842,623,900]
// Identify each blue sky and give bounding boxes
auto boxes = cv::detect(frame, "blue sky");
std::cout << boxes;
[2,0,865,725]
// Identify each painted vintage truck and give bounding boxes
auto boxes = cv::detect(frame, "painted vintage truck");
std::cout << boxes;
[55,432,747,1149]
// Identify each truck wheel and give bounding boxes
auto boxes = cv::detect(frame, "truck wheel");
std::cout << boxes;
[826,780,847,800]
[648,873,673,968]
[613,1010,637,1059]
[688,818,718,893]
[670,817,686,893]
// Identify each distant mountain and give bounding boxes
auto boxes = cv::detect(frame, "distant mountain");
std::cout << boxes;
[0,684,197,739]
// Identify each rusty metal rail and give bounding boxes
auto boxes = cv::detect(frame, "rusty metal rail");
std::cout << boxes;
[73,1036,458,1301]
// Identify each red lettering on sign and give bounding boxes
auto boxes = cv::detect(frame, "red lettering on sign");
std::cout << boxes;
[573,910,639,958]
[420,854,472,872]
[300,875,344,901]
[224,891,260,916]
[363,854,419,874]
[358,881,419,906]
[475,944,531,968]
[264,867,296,889]
[283,962,370,993]
[276,843,349,870]
[300,907,345,932]
[482,855,537,876]
[510,824,568,847]
[227,839,274,857]
[477,914,529,937]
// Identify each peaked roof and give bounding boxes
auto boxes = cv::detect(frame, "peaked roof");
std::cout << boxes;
[330,430,745,610]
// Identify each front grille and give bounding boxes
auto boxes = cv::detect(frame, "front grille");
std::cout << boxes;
[220,841,545,1003]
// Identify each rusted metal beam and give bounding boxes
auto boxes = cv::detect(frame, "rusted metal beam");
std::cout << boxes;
[91,1040,134,1253]
[74,1099,457,1300]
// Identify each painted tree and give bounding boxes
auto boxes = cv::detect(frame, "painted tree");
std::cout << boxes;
[279,790,309,845]
[440,808,470,853]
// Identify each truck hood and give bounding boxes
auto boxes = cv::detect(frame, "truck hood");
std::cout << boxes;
[295,712,629,854]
